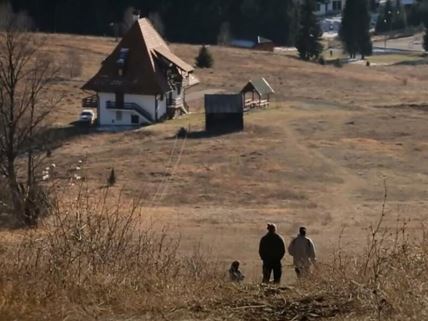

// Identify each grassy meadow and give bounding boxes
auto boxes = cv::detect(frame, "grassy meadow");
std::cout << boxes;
[1,32,428,320]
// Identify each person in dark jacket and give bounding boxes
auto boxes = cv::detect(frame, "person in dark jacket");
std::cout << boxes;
[259,223,286,284]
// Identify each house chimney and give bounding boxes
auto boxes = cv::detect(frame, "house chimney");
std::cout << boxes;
[132,9,141,22]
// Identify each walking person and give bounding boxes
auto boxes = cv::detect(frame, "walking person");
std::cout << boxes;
[259,223,286,284]
[288,227,316,278]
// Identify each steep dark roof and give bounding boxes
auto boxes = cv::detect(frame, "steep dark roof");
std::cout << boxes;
[82,18,194,95]
[241,78,275,97]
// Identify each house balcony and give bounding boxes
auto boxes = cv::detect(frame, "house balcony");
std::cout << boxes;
[166,97,189,119]
[82,95,98,108]
[167,97,184,109]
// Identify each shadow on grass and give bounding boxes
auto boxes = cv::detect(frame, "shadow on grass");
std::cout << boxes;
[393,57,428,66]
[169,127,243,140]
[37,121,99,152]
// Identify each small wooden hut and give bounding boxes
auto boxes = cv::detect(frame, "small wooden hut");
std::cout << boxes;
[204,94,244,133]
[241,78,275,110]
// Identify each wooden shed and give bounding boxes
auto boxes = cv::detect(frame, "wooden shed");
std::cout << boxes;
[241,78,275,110]
[204,94,244,133]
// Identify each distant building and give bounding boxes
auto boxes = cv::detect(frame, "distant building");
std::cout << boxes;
[315,0,346,16]
[229,36,275,52]
[82,18,198,127]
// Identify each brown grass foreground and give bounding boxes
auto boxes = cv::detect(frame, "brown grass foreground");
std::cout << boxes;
[0,187,427,321]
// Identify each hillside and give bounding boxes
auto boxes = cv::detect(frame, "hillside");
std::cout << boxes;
[1,33,428,321]
[37,33,428,270]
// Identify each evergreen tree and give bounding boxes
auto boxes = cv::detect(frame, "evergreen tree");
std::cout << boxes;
[339,0,373,59]
[375,0,393,33]
[295,0,323,61]
[392,0,407,30]
[107,168,116,187]
[7,0,301,45]
[369,0,378,12]
[376,0,407,33]
[195,45,214,68]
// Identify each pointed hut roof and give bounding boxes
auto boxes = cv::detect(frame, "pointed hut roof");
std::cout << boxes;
[82,18,194,95]
[241,78,275,97]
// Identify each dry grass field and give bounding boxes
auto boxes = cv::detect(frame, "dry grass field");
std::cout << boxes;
[39,33,428,270]
[1,33,428,320]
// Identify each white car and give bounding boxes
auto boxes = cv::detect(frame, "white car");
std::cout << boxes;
[79,110,95,124]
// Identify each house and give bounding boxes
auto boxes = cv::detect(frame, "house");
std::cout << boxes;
[82,18,198,126]
[229,36,275,52]
[205,94,244,133]
[253,36,275,52]
[241,78,275,110]
[315,0,346,16]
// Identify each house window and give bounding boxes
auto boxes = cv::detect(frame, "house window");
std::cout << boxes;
[333,1,342,11]
[116,111,123,121]
[131,114,139,124]
[316,3,321,11]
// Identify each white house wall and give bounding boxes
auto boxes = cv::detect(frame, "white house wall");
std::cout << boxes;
[98,92,117,125]
[125,94,156,119]
[98,92,167,126]
[158,96,167,119]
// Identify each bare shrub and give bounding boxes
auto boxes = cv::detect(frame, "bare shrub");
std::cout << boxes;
[0,188,221,320]
[0,8,60,226]
[307,183,428,321]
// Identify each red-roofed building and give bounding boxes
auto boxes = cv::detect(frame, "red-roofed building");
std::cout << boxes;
[82,18,198,126]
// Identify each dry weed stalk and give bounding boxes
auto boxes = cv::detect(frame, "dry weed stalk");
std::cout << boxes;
[310,181,428,320]
[0,187,222,321]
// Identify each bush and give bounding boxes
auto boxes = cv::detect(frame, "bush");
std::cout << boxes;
[176,127,188,138]
[195,45,214,68]
[318,56,325,65]
[0,190,221,321]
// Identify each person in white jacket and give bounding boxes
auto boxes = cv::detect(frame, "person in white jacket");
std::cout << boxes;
[288,227,316,278]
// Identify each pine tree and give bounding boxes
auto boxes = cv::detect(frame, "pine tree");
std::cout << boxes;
[295,0,323,61]
[392,0,407,30]
[195,45,214,68]
[339,0,373,59]
[375,0,393,33]
[107,168,116,186]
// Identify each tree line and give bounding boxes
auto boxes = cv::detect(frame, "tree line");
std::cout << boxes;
[5,0,299,45]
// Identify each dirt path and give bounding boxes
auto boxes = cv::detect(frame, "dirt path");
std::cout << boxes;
[280,109,367,222]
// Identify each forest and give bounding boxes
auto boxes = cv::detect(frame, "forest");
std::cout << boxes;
[4,0,300,45]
